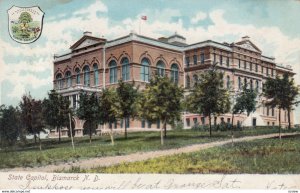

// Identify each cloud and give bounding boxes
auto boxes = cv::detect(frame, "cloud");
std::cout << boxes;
[191,11,207,24]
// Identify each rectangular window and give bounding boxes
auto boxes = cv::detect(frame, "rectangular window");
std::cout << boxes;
[201,117,205,125]
[238,59,241,68]
[141,119,145,128]
[121,119,124,128]
[255,64,258,72]
[200,53,205,64]
[227,118,230,123]
[126,117,130,128]
[244,61,247,69]
[114,120,117,129]
[221,117,224,123]
[147,120,152,128]
[261,66,264,74]
[214,117,217,125]
[271,69,274,77]
[185,57,190,67]
[250,63,252,71]
[272,108,275,116]
[157,119,160,129]
[193,55,197,65]
[266,68,269,76]
[226,57,229,67]
[193,118,198,125]
[213,53,216,64]
[219,55,223,65]
[186,118,190,127]
[267,107,270,116]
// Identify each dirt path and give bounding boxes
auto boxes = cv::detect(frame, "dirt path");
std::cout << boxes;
[2,132,298,172]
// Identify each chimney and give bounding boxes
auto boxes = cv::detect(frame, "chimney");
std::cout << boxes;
[83,31,92,36]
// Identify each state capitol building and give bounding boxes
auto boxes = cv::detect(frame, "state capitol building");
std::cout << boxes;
[52,31,295,137]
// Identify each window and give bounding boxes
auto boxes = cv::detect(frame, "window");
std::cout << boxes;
[120,119,124,128]
[121,57,130,81]
[83,65,90,86]
[72,95,76,109]
[226,75,230,89]
[109,60,118,83]
[147,120,152,128]
[226,57,229,67]
[171,63,179,84]
[193,55,197,65]
[193,74,198,87]
[219,55,223,65]
[267,107,270,116]
[266,67,269,76]
[213,53,216,64]
[238,77,242,90]
[255,64,258,72]
[238,59,241,68]
[56,73,63,89]
[244,77,247,88]
[244,61,247,69]
[141,58,150,82]
[185,56,190,67]
[272,69,274,77]
[272,108,275,116]
[227,118,230,123]
[201,117,205,125]
[256,80,259,92]
[186,118,190,127]
[193,118,198,125]
[261,66,264,74]
[93,63,99,86]
[250,63,252,71]
[65,71,72,87]
[141,119,145,128]
[75,68,80,84]
[156,60,165,77]
[186,75,190,88]
[126,117,130,128]
[200,53,205,64]
[157,119,160,129]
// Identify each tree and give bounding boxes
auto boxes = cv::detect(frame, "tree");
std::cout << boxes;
[231,84,257,145]
[138,75,184,145]
[98,88,119,145]
[186,63,231,137]
[18,12,32,24]
[76,91,100,143]
[263,74,289,139]
[281,74,299,130]
[0,105,20,146]
[19,94,46,150]
[43,90,70,142]
[116,80,139,139]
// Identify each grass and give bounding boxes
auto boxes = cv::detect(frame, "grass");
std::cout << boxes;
[82,134,300,174]
[0,127,298,169]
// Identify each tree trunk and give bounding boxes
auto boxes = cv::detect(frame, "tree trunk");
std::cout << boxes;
[161,118,166,146]
[89,122,92,144]
[164,120,167,139]
[231,113,235,147]
[58,126,61,143]
[209,114,212,137]
[278,108,281,140]
[288,108,291,130]
[124,117,128,139]
[38,133,42,151]
[110,128,114,146]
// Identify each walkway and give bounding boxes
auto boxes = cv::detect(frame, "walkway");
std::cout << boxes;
[2,132,298,172]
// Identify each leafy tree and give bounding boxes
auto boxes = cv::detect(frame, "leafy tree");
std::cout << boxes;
[281,74,299,130]
[186,63,231,137]
[138,76,184,145]
[19,94,46,150]
[116,80,139,139]
[0,105,20,146]
[98,88,119,145]
[18,12,32,24]
[263,74,294,139]
[43,90,70,142]
[231,84,257,145]
[77,91,100,143]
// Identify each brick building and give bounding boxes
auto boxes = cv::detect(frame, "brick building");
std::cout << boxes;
[52,31,295,137]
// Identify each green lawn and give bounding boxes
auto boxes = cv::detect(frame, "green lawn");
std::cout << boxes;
[0,127,297,169]
[85,134,300,174]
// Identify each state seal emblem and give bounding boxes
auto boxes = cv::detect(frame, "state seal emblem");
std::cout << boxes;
[7,6,44,44]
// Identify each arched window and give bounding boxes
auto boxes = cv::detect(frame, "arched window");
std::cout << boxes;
[238,77,242,90]
[171,63,179,84]
[193,74,198,87]
[121,57,130,81]
[93,63,99,86]
[83,65,90,86]
[65,71,72,87]
[156,60,165,77]
[56,73,63,89]
[141,58,150,82]
[186,75,190,88]
[226,75,230,89]
[75,68,80,84]
[109,60,117,83]
[256,80,259,92]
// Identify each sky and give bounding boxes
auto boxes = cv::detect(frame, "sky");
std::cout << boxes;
[0,0,299,123]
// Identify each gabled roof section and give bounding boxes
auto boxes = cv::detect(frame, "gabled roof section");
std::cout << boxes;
[70,33,106,50]
[234,36,262,53]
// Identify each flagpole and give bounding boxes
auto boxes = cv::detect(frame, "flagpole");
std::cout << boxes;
[139,18,141,35]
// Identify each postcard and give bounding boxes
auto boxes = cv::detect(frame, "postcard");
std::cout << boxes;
[0,0,300,192]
